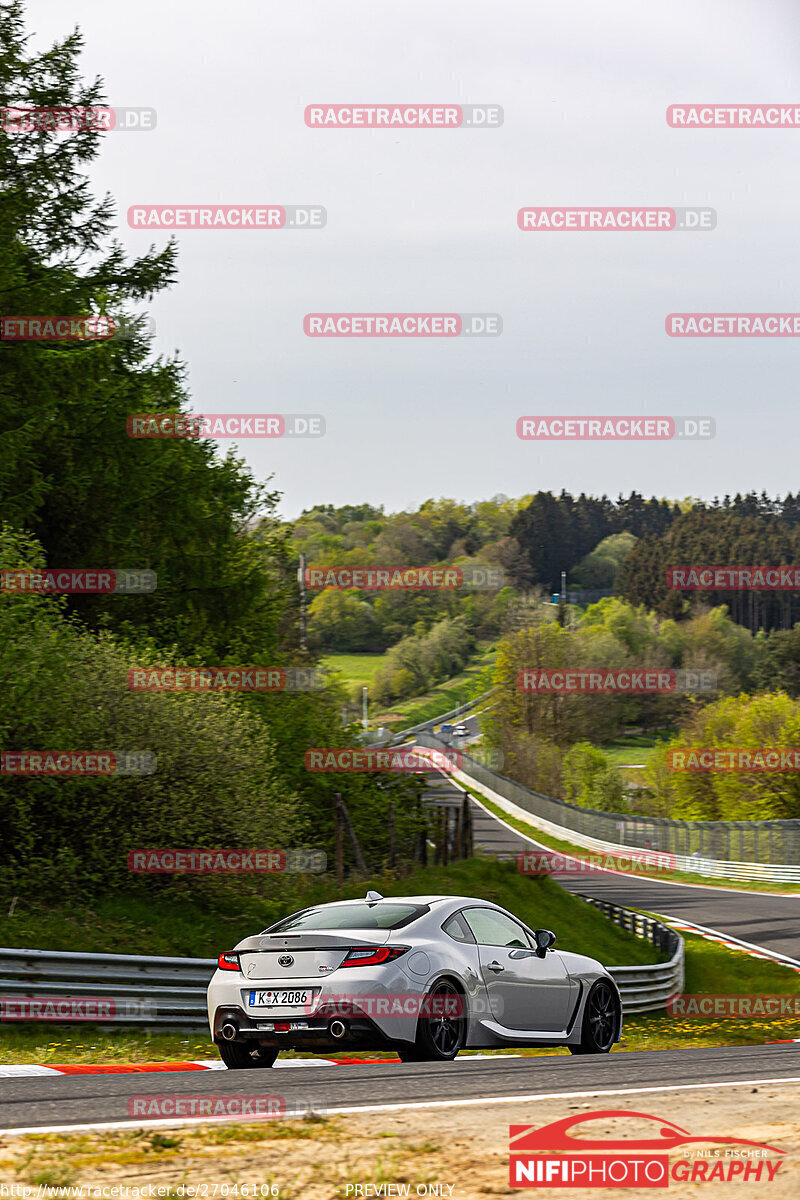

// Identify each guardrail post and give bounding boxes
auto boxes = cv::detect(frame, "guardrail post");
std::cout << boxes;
[334,793,344,885]
[459,791,469,858]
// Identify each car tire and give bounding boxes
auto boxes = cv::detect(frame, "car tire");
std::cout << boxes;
[568,981,620,1055]
[400,980,466,1062]
[216,1041,279,1069]
[396,1045,425,1062]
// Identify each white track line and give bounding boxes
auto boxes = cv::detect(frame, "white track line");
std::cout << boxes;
[5,1074,800,1137]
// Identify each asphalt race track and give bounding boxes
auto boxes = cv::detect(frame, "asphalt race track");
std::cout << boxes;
[2,1045,800,1132]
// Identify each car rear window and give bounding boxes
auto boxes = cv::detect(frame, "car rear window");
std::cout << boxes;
[266,902,429,933]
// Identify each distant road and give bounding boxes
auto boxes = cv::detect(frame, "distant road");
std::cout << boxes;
[423,766,800,963]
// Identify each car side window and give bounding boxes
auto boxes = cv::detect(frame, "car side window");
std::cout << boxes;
[442,912,475,943]
[463,907,532,949]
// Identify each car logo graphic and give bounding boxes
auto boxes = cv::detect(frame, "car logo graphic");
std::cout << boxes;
[509,1111,784,1154]
[509,1111,784,1188]
[278,954,294,967]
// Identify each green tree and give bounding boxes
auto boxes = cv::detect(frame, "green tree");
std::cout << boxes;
[307,589,381,651]
[646,692,800,820]
[0,2,287,660]
[563,742,625,811]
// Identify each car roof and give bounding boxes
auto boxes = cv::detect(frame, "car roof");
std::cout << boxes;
[297,895,495,907]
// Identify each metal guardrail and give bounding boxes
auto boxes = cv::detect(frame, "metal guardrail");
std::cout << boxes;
[0,901,683,1025]
[416,734,800,882]
[0,947,215,1026]
[383,690,495,747]
[576,897,684,1015]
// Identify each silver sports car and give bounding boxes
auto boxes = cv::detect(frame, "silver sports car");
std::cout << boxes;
[207,891,622,1067]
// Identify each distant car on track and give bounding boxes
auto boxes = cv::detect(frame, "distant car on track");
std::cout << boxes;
[207,890,621,1068]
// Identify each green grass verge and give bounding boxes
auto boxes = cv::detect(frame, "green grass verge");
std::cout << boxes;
[470,788,800,894]
[618,931,800,1051]
[319,643,496,731]
[0,857,660,1064]
[599,732,676,788]
[0,858,659,964]
[319,653,385,689]
[376,643,497,730]
[599,731,675,762]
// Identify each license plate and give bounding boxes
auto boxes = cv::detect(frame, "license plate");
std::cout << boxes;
[256,1021,308,1031]
[248,989,315,1007]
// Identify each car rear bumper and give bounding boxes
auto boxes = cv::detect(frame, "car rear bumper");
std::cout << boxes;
[207,965,430,1046]
[211,1004,405,1052]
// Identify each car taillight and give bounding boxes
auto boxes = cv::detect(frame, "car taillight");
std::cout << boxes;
[217,952,241,971]
[340,946,409,968]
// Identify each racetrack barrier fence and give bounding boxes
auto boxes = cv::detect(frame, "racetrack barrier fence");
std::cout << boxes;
[415,734,800,883]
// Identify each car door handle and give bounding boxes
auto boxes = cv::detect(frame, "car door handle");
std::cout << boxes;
[486,961,505,973]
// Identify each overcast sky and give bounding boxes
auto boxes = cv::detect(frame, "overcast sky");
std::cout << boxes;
[26,0,800,518]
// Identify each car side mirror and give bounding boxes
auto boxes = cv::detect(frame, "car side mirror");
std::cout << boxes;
[534,928,556,958]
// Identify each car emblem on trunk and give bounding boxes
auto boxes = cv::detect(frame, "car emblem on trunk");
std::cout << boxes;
[278,954,294,967]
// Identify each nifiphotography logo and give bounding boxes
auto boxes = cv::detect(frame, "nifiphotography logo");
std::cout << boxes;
[509,1110,784,1187]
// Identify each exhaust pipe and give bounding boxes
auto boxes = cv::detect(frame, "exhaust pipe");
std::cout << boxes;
[329,1019,347,1039]
[221,1022,238,1041]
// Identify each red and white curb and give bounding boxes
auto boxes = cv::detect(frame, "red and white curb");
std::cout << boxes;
[0,1053,524,1077]
[0,1058,356,1077]
[655,914,800,974]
